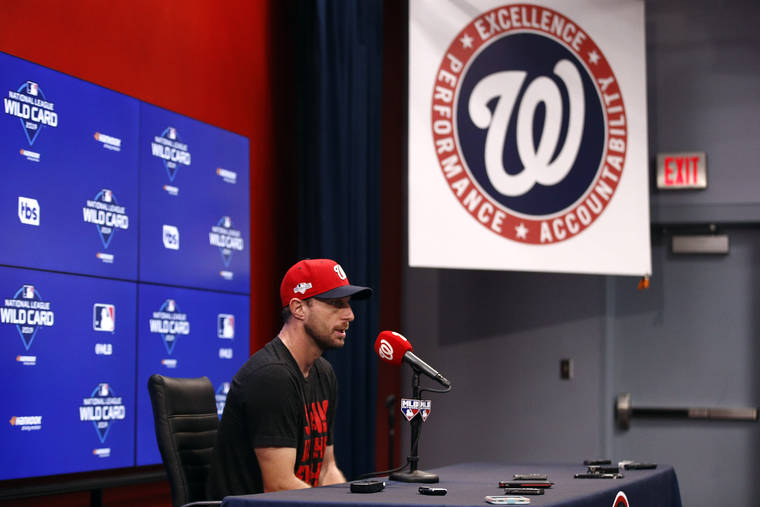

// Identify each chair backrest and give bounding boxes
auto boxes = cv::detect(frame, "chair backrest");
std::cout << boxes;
[148,374,219,507]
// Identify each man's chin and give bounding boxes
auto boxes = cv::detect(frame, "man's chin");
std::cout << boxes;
[326,337,346,349]
[315,335,346,351]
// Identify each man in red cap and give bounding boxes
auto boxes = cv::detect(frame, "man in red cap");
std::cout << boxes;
[207,259,372,498]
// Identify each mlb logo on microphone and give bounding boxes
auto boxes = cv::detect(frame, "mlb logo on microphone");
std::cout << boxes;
[93,303,115,332]
[419,400,431,422]
[22,285,35,299]
[401,398,421,421]
[26,81,39,96]
[217,314,235,339]
[400,398,432,422]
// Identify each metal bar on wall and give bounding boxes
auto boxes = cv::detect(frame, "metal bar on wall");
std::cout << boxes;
[615,393,759,430]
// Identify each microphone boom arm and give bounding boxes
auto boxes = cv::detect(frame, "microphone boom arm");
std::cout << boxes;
[404,351,451,388]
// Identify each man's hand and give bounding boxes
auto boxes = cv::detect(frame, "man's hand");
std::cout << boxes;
[254,447,311,492]
[318,445,346,486]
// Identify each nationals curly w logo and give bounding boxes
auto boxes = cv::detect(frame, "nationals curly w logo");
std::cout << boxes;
[612,491,629,506]
[431,4,627,244]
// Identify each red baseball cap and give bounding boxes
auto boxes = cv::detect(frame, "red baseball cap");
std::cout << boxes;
[280,259,372,307]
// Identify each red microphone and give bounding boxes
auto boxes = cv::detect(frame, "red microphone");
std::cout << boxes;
[374,331,451,387]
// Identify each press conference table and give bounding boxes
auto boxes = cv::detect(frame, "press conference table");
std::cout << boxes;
[222,462,682,507]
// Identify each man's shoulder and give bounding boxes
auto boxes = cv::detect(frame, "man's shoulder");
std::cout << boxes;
[235,338,298,381]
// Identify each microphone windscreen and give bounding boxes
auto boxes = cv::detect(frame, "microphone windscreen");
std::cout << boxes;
[374,330,413,365]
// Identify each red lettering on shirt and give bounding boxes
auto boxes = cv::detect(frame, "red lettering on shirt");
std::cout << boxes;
[316,400,328,427]
[307,400,329,434]
[312,435,327,460]
[296,399,330,486]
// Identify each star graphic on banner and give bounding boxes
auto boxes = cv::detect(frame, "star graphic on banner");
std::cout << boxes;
[515,223,528,239]
[588,50,601,65]
[460,33,474,49]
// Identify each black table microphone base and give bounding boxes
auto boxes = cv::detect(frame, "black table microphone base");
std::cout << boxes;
[390,469,439,483]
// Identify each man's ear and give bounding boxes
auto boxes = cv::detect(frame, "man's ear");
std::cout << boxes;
[289,298,307,321]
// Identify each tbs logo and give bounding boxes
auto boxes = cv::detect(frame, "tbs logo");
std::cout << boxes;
[18,197,40,226]
[162,225,179,250]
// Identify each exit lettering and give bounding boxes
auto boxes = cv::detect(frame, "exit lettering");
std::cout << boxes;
[664,156,699,186]
[657,152,707,190]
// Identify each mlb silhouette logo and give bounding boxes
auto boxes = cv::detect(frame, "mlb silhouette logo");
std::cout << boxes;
[93,303,115,332]
[403,407,419,421]
[26,81,38,96]
[22,285,35,299]
[103,190,112,203]
[223,216,231,228]
[166,299,176,312]
[167,127,176,140]
[99,383,109,396]
[217,314,235,339]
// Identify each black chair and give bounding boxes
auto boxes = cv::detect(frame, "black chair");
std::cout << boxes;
[148,374,221,507]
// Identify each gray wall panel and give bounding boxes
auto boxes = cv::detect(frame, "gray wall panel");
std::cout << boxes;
[403,268,606,467]
[401,2,760,505]
[611,228,760,506]
[647,1,760,219]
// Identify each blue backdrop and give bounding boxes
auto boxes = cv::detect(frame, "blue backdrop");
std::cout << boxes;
[0,50,250,481]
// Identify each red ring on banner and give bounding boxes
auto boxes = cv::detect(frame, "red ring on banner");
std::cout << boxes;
[430,4,628,244]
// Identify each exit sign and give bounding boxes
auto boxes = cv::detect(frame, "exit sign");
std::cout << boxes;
[656,152,707,189]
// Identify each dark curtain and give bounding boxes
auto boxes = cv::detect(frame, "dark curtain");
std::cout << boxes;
[286,0,383,480]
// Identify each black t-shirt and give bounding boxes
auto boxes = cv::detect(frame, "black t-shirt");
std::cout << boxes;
[206,337,337,498]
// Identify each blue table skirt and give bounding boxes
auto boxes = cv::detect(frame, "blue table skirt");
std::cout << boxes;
[222,462,682,507]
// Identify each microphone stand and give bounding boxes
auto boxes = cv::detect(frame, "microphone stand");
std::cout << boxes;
[389,370,439,483]
[385,394,396,469]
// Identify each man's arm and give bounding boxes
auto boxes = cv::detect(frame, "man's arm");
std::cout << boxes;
[318,445,346,486]
[254,447,311,492]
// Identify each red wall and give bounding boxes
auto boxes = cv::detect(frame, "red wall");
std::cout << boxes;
[0,0,282,353]
[0,1,278,504]
[0,1,404,502]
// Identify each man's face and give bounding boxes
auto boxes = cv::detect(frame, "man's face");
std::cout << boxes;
[303,296,354,350]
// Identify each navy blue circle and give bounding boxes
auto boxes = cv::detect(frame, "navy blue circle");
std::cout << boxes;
[456,33,604,216]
